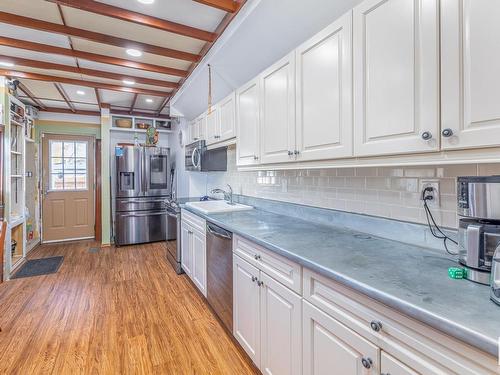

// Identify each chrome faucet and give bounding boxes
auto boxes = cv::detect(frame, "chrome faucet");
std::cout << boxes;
[211,184,234,205]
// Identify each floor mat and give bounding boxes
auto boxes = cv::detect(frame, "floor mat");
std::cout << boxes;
[12,256,64,279]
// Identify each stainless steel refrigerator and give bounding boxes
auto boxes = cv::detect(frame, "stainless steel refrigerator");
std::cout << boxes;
[113,145,171,246]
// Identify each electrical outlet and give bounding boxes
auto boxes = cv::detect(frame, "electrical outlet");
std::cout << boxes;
[420,179,440,207]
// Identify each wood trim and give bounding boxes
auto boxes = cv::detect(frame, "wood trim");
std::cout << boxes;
[0,11,200,62]
[1,69,171,97]
[156,97,169,116]
[54,82,76,112]
[0,55,179,89]
[94,88,101,108]
[17,81,46,109]
[129,93,138,114]
[194,0,238,13]
[47,0,217,42]
[0,37,188,77]
[167,0,246,104]
[95,139,101,243]
[0,221,6,283]
[39,106,171,119]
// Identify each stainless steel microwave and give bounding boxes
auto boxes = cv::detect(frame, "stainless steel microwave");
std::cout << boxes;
[185,140,227,172]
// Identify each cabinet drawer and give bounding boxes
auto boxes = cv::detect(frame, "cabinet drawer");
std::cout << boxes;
[233,235,302,294]
[181,209,206,234]
[303,268,499,375]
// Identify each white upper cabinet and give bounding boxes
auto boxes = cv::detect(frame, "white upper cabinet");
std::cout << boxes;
[296,11,353,161]
[259,52,296,164]
[196,114,207,142]
[441,0,500,150]
[205,106,219,146]
[219,92,236,141]
[353,0,440,156]
[236,77,261,166]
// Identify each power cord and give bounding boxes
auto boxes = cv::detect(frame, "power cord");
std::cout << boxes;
[421,187,459,256]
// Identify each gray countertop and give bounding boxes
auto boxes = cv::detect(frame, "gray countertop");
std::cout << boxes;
[182,205,499,357]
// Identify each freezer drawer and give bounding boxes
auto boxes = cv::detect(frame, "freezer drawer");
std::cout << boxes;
[115,197,167,212]
[115,210,168,246]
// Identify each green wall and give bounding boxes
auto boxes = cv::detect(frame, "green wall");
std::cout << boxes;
[35,120,101,140]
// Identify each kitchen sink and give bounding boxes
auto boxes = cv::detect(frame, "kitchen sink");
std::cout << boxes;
[185,200,253,214]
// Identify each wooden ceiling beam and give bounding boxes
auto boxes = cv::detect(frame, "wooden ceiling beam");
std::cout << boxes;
[39,106,171,119]
[193,0,239,13]
[0,54,179,89]
[0,69,171,97]
[129,93,138,114]
[0,11,200,62]
[16,81,46,109]
[0,37,188,77]
[54,82,76,112]
[155,97,169,116]
[47,0,217,42]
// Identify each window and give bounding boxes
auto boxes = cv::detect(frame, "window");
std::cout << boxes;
[49,140,88,190]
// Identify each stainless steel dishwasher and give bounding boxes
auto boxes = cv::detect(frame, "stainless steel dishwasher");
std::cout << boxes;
[206,222,233,332]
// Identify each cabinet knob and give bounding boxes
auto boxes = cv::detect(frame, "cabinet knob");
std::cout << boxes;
[441,128,453,138]
[370,320,382,332]
[287,150,293,156]
[254,254,261,260]
[381,373,391,375]
[253,155,259,160]
[361,357,373,369]
[294,150,300,155]
[251,276,257,282]
[421,131,432,140]
[257,280,264,287]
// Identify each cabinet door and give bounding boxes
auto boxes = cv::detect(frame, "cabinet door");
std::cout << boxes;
[233,255,261,367]
[205,107,219,146]
[381,352,418,375]
[260,272,302,375]
[303,300,379,375]
[353,0,439,156]
[219,92,236,141]
[188,121,197,144]
[236,78,261,166]
[180,223,192,276]
[259,52,296,164]
[441,0,500,149]
[296,12,353,161]
[196,115,207,141]
[191,228,207,297]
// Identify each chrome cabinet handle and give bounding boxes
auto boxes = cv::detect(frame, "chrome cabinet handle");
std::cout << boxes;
[421,131,432,140]
[287,150,293,156]
[361,357,373,369]
[251,276,257,282]
[254,254,261,260]
[370,320,382,332]
[294,150,300,155]
[253,155,259,160]
[257,280,264,287]
[442,128,453,137]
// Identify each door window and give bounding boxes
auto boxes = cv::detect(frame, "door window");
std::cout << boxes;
[149,155,168,190]
[49,140,88,190]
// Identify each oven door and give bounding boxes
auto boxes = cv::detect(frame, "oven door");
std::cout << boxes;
[115,210,167,246]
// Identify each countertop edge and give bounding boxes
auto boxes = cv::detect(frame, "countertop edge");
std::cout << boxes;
[182,206,498,358]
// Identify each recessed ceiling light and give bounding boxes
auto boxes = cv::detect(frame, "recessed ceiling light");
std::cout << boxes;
[76,90,85,95]
[122,79,135,85]
[145,98,153,103]
[0,61,14,67]
[137,0,155,4]
[126,49,142,57]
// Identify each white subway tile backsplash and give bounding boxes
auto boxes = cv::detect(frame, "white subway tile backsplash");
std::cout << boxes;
[201,146,500,229]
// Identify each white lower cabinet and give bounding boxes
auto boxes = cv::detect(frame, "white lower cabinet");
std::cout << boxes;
[233,254,302,374]
[303,300,379,375]
[233,254,261,366]
[381,352,418,375]
[181,215,206,297]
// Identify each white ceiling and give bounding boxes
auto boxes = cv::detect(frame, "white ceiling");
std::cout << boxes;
[172,0,364,119]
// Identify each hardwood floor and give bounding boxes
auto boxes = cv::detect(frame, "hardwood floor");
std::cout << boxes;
[0,240,259,374]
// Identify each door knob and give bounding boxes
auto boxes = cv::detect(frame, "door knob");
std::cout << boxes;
[421,131,432,140]
[441,128,453,137]
[361,357,373,369]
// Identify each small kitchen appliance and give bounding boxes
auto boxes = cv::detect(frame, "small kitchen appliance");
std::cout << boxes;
[185,140,227,172]
[491,246,500,305]
[457,176,500,285]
